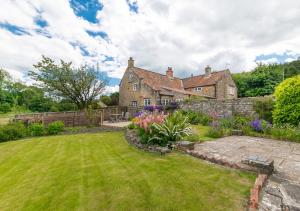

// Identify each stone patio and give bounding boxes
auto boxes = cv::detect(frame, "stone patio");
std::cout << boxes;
[190,136,300,210]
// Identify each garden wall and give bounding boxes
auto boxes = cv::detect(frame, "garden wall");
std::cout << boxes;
[14,110,104,127]
[181,97,261,118]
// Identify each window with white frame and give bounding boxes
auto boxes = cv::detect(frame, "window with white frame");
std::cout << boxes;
[175,98,183,102]
[132,101,137,107]
[132,83,138,91]
[194,87,202,92]
[228,86,235,95]
[161,98,170,105]
[144,98,151,106]
[129,74,133,79]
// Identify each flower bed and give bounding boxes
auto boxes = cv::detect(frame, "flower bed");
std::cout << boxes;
[129,109,192,147]
[178,109,300,142]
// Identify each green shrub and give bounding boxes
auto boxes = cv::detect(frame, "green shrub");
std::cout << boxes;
[273,75,300,126]
[127,123,136,130]
[233,115,251,129]
[47,121,64,135]
[0,102,11,113]
[137,127,151,144]
[270,125,300,142]
[29,123,45,136]
[0,121,27,142]
[149,111,191,146]
[219,118,234,129]
[206,127,224,138]
[180,110,212,125]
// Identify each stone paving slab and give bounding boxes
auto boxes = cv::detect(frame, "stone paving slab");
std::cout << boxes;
[191,136,300,210]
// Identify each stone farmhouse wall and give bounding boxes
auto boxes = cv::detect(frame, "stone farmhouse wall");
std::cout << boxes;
[181,97,258,117]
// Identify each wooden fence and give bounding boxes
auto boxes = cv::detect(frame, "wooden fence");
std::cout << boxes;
[14,110,104,127]
[13,106,146,127]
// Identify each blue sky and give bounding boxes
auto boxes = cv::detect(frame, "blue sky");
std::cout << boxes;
[0,0,299,93]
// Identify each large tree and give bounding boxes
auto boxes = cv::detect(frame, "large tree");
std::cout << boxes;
[233,60,300,97]
[30,56,107,110]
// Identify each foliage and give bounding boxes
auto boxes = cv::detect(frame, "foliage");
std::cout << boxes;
[29,123,45,136]
[273,75,300,126]
[269,124,300,142]
[245,124,300,143]
[30,56,107,110]
[206,127,224,138]
[250,119,271,133]
[179,110,212,125]
[47,121,65,135]
[127,123,136,130]
[149,111,191,146]
[184,133,200,142]
[0,121,27,142]
[100,92,119,106]
[0,102,11,113]
[233,115,252,129]
[233,61,300,97]
[253,97,274,123]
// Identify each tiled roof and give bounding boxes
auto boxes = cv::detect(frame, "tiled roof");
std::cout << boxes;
[182,71,226,88]
[131,66,226,97]
[132,67,183,91]
[160,86,214,98]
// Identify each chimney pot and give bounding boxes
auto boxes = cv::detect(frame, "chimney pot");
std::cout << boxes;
[166,67,173,78]
[205,65,211,77]
[128,57,134,68]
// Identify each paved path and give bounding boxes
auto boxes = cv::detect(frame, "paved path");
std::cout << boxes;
[103,121,131,128]
[191,136,300,210]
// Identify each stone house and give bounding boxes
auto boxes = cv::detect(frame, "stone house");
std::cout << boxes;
[119,57,237,107]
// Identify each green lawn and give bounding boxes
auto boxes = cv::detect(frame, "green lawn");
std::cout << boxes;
[0,132,255,210]
[189,124,214,142]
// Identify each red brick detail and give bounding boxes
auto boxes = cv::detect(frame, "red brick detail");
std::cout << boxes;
[249,174,268,210]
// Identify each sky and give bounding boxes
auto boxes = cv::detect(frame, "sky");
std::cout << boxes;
[0,0,300,94]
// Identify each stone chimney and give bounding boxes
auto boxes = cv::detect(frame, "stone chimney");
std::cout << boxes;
[205,65,211,77]
[166,67,173,78]
[128,57,134,68]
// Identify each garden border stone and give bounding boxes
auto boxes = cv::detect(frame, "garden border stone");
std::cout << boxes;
[125,129,171,155]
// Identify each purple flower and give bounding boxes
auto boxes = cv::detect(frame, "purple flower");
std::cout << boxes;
[144,105,164,112]
[135,111,144,117]
[251,119,263,132]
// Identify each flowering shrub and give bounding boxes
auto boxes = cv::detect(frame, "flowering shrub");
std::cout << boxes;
[250,119,271,133]
[132,111,191,146]
[143,105,164,112]
[149,111,191,145]
[134,111,165,132]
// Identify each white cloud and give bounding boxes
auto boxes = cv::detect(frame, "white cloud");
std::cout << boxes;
[103,85,119,95]
[0,0,300,84]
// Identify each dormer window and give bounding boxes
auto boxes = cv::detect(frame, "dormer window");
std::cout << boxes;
[194,87,202,92]
[133,83,138,91]
[129,74,133,79]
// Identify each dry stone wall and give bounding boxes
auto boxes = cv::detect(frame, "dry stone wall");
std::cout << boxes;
[181,97,258,117]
